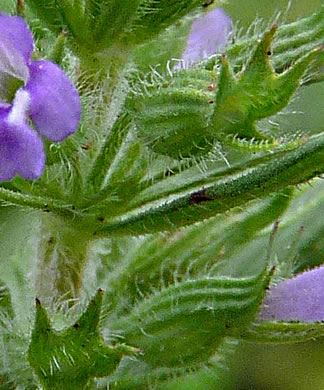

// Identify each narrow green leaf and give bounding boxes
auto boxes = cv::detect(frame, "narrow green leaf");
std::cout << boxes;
[86,113,133,193]
[28,0,92,52]
[55,0,89,46]
[0,187,78,219]
[48,30,66,65]
[211,188,293,261]
[95,132,324,236]
[84,0,101,20]
[128,150,284,211]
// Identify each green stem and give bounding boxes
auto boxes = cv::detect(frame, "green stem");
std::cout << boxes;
[77,47,130,100]
[36,214,92,302]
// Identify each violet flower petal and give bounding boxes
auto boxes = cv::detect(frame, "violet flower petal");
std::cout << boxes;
[0,109,45,181]
[0,33,29,103]
[259,265,324,322]
[0,14,34,63]
[25,61,81,142]
[180,8,232,66]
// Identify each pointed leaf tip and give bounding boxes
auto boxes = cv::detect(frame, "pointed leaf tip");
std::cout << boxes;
[28,291,136,389]
[134,22,317,159]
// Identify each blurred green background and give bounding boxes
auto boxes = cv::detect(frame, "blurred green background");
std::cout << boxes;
[0,0,13,13]
[1,0,323,389]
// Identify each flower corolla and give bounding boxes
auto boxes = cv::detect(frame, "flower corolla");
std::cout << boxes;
[260,265,324,322]
[175,8,232,69]
[0,14,81,181]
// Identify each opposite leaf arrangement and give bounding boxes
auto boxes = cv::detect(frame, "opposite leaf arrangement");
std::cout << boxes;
[0,1,324,389]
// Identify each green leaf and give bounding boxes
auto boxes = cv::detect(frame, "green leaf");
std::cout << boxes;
[27,289,138,390]
[251,179,324,274]
[28,0,200,54]
[211,29,320,141]
[95,132,324,236]
[27,0,93,53]
[48,30,67,65]
[55,0,86,39]
[86,113,133,193]
[0,186,78,219]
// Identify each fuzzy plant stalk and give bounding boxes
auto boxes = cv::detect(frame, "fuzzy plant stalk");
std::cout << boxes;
[0,0,324,389]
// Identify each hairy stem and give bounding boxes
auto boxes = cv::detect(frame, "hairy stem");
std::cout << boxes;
[36,214,92,302]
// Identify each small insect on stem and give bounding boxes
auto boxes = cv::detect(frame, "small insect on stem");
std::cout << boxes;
[202,0,214,7]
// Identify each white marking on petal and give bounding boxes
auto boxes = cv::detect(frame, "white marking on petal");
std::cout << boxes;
[7,89,31,126]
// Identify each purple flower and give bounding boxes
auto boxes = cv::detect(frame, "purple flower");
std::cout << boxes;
[176,8,232,69]
[0,14,81,181]
[259,265,324,322]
